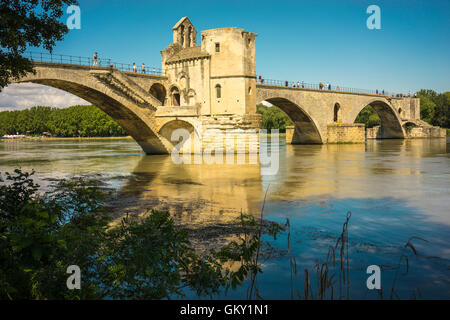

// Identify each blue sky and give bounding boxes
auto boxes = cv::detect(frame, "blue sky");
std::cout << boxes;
[1,0,449,109]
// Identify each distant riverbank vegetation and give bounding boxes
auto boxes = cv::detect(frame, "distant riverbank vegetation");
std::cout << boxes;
[416,90,450,129]
[257,104,292,132]
[0,105,126,137]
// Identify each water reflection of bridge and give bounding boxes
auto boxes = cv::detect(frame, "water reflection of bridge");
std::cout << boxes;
[111,139,447,225]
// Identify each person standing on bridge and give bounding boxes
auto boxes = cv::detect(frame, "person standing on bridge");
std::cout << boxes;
[133,63,137,73]
[93,52,98,66]
[301,80,304,88]
[319,82,324,90]
[141,63,146,73]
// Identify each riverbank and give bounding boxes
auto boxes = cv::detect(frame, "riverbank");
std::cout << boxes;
[0,135,133,141]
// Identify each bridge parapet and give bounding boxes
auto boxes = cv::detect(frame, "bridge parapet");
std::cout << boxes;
[26,51,164,75]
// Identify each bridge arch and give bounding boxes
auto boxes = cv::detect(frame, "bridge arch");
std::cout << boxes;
[149,83,166,105]
[352,99,405,139]
[13,65,172,154]
[158,119,199,153]
[257,97,323,144]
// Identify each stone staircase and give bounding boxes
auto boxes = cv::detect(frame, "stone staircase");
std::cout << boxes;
[89,68,162,109]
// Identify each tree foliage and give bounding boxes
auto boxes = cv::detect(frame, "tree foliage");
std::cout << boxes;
[0,169,284,299]
[0,105,127,137]
[417,89,450,128]
[257,104,292,132]
[354,105,381,128]
[0,0,77,90]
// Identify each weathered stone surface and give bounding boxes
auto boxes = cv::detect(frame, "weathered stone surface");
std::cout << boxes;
[327,123,365,143]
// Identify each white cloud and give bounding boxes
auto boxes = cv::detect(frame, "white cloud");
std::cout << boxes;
[0,83,90,110]
[260,101,273,107]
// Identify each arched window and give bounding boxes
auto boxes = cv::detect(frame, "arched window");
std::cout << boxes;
[215,84,221,99]
[171,86,180,106]
[149,83,167,105]
[333,103,340,122]
[180,25,184,47]
[187,26,192,47]
[398,108,402,115]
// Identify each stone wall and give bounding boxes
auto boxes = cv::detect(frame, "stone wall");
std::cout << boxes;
[326,123,365,143]
[405,126,446,139]
[200,114,261,154]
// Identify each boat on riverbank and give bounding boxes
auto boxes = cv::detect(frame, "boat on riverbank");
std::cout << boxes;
[1,134,29,139]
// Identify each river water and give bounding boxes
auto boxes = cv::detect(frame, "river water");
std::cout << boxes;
[1,137,449,299]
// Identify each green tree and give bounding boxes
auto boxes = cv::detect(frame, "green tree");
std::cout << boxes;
[354,105,381,128]
[0,0,77,90]
[417,89,450,128]
[0,105,127,137]
[431,92,450,128]
[257,104,292,132]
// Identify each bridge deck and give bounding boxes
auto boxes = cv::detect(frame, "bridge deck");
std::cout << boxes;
[32,61,168,81]
[256,84,405,99]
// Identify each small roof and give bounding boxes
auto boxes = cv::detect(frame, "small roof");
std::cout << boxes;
[172,17,193,30]
[166,46,209,64]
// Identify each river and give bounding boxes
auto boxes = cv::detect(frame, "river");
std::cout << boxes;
[1,137,449,299]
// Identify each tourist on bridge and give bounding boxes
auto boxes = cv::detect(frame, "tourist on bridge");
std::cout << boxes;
[301,80,304,88]
[376,89,379,95]
[93,52,98,66]
[327,83,331,90]
[319,82,324,90]
[133,63,137,73]
[382,89,385,95]
[285,81,288,87]
[141,63,146,73]
[297,81,300,88]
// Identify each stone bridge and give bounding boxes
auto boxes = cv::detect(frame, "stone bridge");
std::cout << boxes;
[256,84,416,144]
[11,17,445,154]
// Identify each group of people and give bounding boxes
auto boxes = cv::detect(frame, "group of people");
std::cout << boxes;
[92,52,152,74]
[132,62,146,73]
[394,91,416,98]
[288,80,306,88]
[318,82,333,90]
